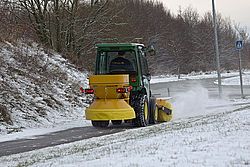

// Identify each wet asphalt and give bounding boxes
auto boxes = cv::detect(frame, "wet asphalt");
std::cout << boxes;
[151,77,250,99]
[0,126,130,157]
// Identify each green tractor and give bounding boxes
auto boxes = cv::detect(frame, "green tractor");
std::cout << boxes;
[83,43,172,127]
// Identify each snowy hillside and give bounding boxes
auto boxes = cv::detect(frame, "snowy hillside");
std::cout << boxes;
[0,41,88,135]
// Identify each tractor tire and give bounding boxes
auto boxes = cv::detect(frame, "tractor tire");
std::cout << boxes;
[133,94,149,127]
[111,120,122,125]
[91,120,109,128]
[149,97,158,124]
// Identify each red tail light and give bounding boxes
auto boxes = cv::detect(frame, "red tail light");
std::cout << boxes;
[84,89,94,94]
[116,88,128,93]
[131,77,136,82]
[81,88,94,94]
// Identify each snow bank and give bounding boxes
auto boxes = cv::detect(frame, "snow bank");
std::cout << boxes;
[151,70,250,85]
[0,41,89,135]
[216,74,250,86]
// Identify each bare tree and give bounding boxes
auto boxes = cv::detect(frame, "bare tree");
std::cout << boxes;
[2,0,248,73]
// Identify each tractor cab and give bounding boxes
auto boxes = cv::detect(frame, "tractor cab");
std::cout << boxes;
[95,43,151,95]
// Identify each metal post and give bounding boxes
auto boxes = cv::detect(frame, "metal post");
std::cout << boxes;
[238,49,244,98]
[212,0,222,98]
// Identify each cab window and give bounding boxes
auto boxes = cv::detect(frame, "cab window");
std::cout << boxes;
[96,50,137,74]
[139,50,149,75]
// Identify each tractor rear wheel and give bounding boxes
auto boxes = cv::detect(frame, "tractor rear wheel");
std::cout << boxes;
[134,94,149,127]
[111,120,122,125]
[92,120,109,128]
[149,98,158,124]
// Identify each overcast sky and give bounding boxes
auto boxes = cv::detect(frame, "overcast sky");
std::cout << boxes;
[160,0,250,34]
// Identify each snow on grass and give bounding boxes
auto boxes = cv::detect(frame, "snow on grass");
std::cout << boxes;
[0,41,89,135]
[216,74,250,85]
[0,104,249,167]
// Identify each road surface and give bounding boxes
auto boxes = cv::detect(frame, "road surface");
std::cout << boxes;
[0,126,131,157]
[151,78,250,99]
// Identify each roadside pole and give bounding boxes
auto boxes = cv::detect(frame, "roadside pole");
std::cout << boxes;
[236,40,244,98]
[212,0,222,98]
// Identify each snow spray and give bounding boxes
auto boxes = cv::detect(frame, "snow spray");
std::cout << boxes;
[172,85,209,120]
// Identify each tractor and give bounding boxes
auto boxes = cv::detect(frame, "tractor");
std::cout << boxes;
[83,43,172,127]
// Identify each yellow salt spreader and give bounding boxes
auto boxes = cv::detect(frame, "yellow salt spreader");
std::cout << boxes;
[82,43,173,127]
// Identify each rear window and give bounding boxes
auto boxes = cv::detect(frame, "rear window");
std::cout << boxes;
[96,50,137,74]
